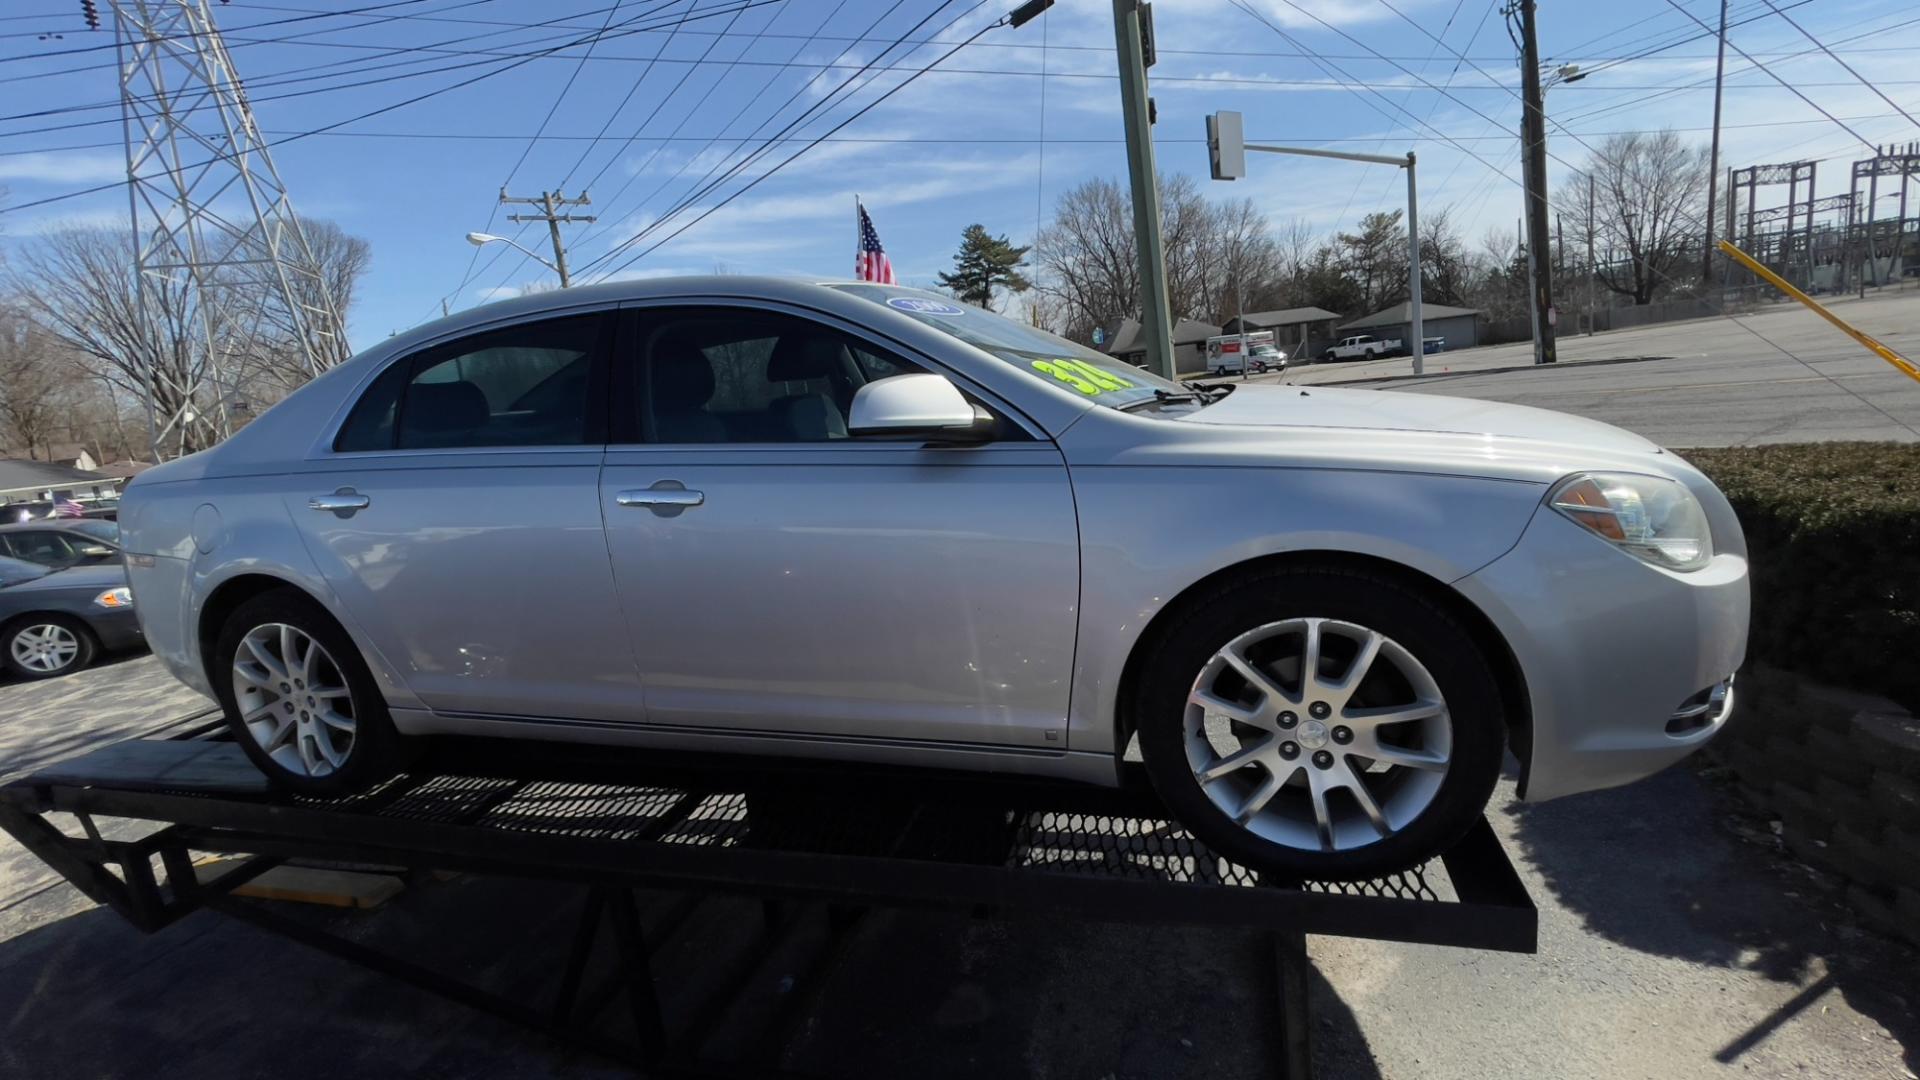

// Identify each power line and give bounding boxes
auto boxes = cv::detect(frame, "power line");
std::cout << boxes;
[594,0,1006,280]
[574,0,969,278]
[1755,0,1920,130]
[1657,0,1877,156]
[0,0,787,217]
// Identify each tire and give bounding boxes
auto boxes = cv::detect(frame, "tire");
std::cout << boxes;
[1133,566,1506,881]
[212,588,409,795]
[3,614,98,680]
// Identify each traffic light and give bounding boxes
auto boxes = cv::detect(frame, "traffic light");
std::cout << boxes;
[1207,111,1245,181]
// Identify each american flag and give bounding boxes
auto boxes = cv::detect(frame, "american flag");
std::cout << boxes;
[855,202,896,284]
[51,497,85,519]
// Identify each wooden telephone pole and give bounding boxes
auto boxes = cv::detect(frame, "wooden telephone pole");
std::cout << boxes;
[502,190,594,287]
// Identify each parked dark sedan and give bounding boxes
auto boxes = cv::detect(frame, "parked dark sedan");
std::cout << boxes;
[0,520,122,570]
[0,555,142,679]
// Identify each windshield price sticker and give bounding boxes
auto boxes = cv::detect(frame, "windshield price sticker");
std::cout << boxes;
[886,297,967,316]
[1030,358,1137,396]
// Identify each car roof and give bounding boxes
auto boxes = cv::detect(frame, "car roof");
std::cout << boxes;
[0,521,93,532]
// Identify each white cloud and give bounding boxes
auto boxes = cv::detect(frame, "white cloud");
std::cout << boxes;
[0,152,125,185]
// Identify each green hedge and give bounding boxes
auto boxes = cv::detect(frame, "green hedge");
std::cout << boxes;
[1680,442,1920,711]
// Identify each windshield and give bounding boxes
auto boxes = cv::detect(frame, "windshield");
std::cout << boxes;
[66,520,119,543]
[830,284,1187,410]
[0,555,49,587]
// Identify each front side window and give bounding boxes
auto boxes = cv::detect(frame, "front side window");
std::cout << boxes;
[828,284,1187,410]
[2,531,74,566]
[638,310,929,444]
[336,314,605,451]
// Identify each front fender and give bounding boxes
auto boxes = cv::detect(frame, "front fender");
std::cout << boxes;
[1063,464,1545,756]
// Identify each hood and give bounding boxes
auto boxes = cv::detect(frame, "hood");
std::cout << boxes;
[7,562,128,594]
[1181,383,1659,456]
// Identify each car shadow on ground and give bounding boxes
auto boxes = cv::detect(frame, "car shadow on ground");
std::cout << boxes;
[0,863,1385,1078]
[1506,765,1919,1072]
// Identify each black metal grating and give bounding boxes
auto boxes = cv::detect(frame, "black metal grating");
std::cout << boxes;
[474,781,688,842]
[1010,809,1442,900]
[145,751,1446,901]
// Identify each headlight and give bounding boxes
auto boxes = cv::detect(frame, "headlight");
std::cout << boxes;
[1548,472,1713,572]
[94,587,133,609]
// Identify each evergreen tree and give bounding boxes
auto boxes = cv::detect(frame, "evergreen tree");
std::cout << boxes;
[936,224,1031,311]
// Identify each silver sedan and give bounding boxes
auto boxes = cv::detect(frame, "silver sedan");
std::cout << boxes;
[118,278,1748,879]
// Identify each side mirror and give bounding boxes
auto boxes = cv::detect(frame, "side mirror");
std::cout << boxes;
[848,374,994,441]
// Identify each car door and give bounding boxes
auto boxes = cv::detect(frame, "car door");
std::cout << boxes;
[286,308,643,723]
[599,303,1081,750]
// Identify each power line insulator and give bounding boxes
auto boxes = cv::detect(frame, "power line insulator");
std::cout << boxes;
[80,0,99,30]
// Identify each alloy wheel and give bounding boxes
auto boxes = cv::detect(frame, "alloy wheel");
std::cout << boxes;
[10,623,80,674]
[1184,617,1452,854]
[231,622,357,777]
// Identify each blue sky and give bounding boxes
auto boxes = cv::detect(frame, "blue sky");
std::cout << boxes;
[1,0,1917,350]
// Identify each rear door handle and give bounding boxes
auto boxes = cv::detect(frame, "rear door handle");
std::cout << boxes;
[616,489,704,508]
[308,490,370,514]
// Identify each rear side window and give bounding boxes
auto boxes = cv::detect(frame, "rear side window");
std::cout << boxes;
[335,314,607,451]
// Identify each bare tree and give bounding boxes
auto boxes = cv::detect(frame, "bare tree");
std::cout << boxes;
[1417,208,1473,307]
[0,305,73,460]
[232,218,371,402]
[1554,129,1709,304]
[12,220,369,457]
[10,226,223,457]
[1035,177,1140,343]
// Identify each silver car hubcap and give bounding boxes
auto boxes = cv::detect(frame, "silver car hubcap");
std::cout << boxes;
[231,623,356,778]
[11,624,79,673]
[1185,618,1452,854]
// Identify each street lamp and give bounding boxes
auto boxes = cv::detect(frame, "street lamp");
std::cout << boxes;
[465,231,561,278]
[1544,63,1586,91]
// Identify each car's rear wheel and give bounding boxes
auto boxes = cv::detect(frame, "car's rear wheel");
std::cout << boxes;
[1135,567,1506,881]
[3,615,97,680]
[214,589,408,795]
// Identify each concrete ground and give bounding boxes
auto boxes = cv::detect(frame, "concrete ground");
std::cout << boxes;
[1249,290,1920,446]
[1,670,1915,1078]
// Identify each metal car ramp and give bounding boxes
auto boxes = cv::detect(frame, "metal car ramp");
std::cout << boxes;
[0,733,1537,1078]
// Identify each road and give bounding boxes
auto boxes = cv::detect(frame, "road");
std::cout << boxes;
[1253,290,1920,447]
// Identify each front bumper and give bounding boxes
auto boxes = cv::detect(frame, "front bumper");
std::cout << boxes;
[90,607,146,653]
[1453,510,1750,802]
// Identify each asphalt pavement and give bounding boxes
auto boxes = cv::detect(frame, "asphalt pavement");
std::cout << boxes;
[1253,289,1920,447]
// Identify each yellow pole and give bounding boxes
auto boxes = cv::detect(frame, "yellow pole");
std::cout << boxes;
[1717,239,1920,384]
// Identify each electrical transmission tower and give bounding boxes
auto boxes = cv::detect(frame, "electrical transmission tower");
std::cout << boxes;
[112,0,349,457]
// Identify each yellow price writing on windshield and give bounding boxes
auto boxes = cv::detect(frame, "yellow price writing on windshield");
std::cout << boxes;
[1031,358,1137,395]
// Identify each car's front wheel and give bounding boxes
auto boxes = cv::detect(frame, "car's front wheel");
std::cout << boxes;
[213,589,408,795]
[3,615,97,680]
[1135,567,1506,881]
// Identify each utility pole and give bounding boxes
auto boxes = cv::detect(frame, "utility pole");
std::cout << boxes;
[502,190,594,287]
[1702,0,1729,285]
[1112,0,1175,380]
[1586,172,1597,336]
[1516,0,1557,363]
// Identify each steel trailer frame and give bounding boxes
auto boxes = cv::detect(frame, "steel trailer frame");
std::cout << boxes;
[0,734,1537,1078]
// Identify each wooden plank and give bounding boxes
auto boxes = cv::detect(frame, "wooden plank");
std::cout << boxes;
[194,860,403,909]
[32,740,270,794]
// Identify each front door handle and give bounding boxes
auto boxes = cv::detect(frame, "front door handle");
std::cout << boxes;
[616,488,704,509]
[309,489,370,516]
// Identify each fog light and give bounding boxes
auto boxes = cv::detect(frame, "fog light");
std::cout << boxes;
[1667,677,1734,735]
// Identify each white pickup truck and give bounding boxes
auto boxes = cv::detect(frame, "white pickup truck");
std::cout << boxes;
[1322,334,1402,362]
